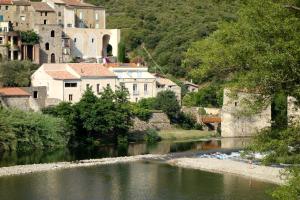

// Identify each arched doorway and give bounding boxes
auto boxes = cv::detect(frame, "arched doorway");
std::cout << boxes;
[50,53,55,63]
[102,34,113,58]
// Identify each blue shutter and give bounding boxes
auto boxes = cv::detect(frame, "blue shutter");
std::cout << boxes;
[0,16,4,22]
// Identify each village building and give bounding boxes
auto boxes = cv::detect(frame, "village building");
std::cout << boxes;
[0,86,47,111]
[221,89,271,137]
[0,0,120,64]
[31,63,118,103]
[154,74,181,102]
[184,81,199,93]
[107,63,157,102]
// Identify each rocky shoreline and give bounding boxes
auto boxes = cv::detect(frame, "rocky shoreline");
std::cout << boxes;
[0,154,286,185]
[168,157,285,185]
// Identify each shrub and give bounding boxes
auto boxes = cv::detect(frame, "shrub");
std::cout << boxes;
[144,129,161,143]
[0,108,73,151]
[177,112,197,130]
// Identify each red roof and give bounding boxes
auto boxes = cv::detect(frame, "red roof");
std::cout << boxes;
[0,0,12,5]
[0,87,30,96]
[31,2,55,11]
[46,71,79,80]
[68,63,117,77]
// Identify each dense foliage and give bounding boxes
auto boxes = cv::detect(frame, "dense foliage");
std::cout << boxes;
[0,60,38,87]
[87,0,241,77]
[0,108,72,152]
[185,0,300,199]
[183,84,223,107]
[19,30,40,44]
[44,86,133,144]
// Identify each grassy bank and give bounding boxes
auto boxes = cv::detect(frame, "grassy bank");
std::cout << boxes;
[158,129,213,140]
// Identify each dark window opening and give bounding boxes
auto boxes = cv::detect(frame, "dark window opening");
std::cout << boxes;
[33,91,38,99]
[45,43,49,50]
[65,83,77,87]
[44,20,47,24]
[50,30,55,37]
[69,94,73,101]
[97,84,100,93]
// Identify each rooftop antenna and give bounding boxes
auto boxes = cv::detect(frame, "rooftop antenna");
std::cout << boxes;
[141,44,165,75]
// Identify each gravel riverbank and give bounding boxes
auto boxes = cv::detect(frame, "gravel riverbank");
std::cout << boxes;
[0,154,162,177]
[168,157,285,185]
[0,154,286,185]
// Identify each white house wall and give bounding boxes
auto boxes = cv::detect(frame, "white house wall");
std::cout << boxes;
[64,28,120,60]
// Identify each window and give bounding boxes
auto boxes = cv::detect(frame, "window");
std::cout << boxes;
[74,38,76,43]
[95,13,98,20]
[65,83,77,87]
[79,12,83,19]
[15,22,18,26]
[0,37,3,44]
[58,12,61,17]
[40,12,42,16]
[20,16,25,21]
[5,6,8,10]
[50,30,55,37]
[45,43,49,50]
[135,98,138,102]
[44,20,47,24]
[91,38,94,43]
[95,23,99,29]
[67,23,72,27]
[69,94,73,101]
[107,83,110,88]
[50,53,55,63]
[235,102,238,107]
[33,91,38,99]
[97,84,100,93]
[144,84,148,94]
[45,12,47,16]
[133,84,138,95]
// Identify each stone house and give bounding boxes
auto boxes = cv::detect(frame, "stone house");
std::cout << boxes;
[31,63,118,103]
[0,86,47,111]
[184,81,199,93]
[154,74,181,103]
[221,89,271,137]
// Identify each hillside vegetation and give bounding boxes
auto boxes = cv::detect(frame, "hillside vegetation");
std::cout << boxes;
[88,0,241,77]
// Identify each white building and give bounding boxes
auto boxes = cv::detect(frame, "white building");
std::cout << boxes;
[107,63,157,102]
[31,63,117,103]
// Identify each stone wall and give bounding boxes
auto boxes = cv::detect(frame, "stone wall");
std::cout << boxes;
[131,112,172,132]
[0,96,31,111]
[221,89,271,138]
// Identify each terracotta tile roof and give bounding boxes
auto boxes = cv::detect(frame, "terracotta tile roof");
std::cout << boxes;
[46,71,79,80]
[155,76,177,86]
[31,2,55,11]
[0,0,12,5]
[68,63,117,77]
[60,0,102,8]
[12,0,30,6]
[0,87,30,96]
[106,63,146,68]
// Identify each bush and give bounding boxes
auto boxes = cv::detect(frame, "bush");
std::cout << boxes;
[138,97,157,110]
[132,104,153,121]
[144,129,161,143]
[177,112,197,130]
[0,108,73,151]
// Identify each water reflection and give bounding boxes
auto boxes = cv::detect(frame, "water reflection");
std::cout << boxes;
[0,162,274,200]
[0,138,252,167]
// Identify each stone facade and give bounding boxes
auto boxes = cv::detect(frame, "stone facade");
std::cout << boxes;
[221,89,271,138]
[131,112,172,132]
[34,24,63,63]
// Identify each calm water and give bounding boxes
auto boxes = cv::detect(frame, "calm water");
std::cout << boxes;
[0,161,274,200]
[0,138,250,167]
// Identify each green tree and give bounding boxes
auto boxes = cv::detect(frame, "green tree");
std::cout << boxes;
[0,60,38,87]
[118,41,126,63]
[154,90,180,122]
[19,30,40,44]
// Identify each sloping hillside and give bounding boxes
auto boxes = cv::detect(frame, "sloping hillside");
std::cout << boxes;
[87,0,241,77]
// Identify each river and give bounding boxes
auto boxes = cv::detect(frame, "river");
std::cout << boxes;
[0,138,250,167]
[0,161,274,200]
